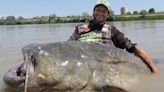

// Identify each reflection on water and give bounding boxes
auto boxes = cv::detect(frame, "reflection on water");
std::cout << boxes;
[0,20,164,92]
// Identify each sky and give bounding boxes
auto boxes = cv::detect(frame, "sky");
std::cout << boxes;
[0,0,164,18]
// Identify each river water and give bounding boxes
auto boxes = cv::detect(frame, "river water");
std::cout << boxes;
[0,20,164,92]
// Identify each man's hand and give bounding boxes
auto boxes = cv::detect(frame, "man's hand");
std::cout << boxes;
[151,65,160,74]
[134,45,160,74]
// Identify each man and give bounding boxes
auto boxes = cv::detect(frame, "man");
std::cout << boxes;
[68,0,159,73]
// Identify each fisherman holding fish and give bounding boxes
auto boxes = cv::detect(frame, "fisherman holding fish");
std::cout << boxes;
[68,0,159,74]
[3,0,159,89]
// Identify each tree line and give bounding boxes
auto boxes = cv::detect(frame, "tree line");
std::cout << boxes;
[124,8,156,15]
[0,12,92,25]
[108,8,164,21]
[0,8,164,25]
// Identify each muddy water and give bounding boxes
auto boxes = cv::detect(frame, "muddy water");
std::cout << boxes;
[0,20,164,92]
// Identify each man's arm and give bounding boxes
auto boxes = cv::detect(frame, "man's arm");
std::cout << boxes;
[134,45,160,74]
[111,26,136,53]
[111,26,159,74]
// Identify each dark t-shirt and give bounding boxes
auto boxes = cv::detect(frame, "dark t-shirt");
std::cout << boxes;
[68,20,136,53]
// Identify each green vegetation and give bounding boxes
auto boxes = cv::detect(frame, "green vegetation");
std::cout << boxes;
[0,12,92,25]
[1,8,164,25]
[107,14,164,21]
[108,8,164,21]
[148,8,155,14]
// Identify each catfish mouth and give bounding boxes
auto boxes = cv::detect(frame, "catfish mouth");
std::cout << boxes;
[20,43,40,78]
[15,54,36,84]
[21,54,36,77]
[3,55,36,88]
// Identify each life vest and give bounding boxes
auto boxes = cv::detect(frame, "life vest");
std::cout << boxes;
[77,23,114,45]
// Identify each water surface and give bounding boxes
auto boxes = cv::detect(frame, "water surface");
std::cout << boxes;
[0,20,164,92]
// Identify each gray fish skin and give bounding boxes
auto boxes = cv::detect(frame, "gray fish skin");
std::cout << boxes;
[20,41,151,91]
[3,65,25,87]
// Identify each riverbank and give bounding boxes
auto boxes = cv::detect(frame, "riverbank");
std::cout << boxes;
[110,14,164,21]
[1,14,164,25]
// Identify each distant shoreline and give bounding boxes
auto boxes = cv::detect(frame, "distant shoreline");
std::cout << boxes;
[0,14,164,25]
[111,14,164,21]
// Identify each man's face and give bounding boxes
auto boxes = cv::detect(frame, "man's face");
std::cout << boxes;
[93,5,109,23]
